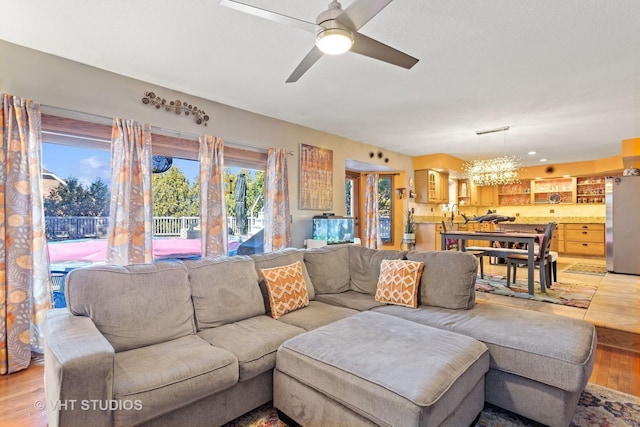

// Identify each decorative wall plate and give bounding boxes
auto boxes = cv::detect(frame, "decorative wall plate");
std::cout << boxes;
[549,193,562,204]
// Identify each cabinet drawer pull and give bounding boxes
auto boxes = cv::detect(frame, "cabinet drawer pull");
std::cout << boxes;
[582,231,588,234]
[582,243,588,247]
[582,225,588,229]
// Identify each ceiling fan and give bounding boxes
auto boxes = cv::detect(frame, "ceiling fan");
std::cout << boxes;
[220,0,419,82]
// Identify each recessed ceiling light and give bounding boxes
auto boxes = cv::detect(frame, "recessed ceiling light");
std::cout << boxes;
[528,151,536,155]
[539,158,547,162]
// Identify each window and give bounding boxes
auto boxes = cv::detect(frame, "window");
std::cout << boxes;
[41,113,268,264]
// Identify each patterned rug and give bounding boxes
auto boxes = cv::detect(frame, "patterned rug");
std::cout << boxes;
[475,274,597,308]
[224,384,639,426]
[565,262,609,276]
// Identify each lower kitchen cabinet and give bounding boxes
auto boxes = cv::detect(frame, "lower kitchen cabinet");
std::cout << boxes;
[415,223,437,252]
[562,223,605,256]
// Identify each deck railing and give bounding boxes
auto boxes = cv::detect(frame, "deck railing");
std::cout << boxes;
[45,215,263,240]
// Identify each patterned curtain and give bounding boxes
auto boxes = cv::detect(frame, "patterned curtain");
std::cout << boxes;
[106,118,153,265]
[264,148,291,252]
[198,135,227,256]
[0,94,50,374]
[364,173,382,249]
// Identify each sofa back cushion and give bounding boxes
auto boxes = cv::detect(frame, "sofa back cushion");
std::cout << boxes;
[66,262,195,352]
[348,246,406,295]
[406,251,477,309]
[184,256,264,329]
[303,245,351,294]
[251,248,315,300]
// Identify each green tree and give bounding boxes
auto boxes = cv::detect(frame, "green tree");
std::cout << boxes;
[44,177,110,216]
[152,166,198,216]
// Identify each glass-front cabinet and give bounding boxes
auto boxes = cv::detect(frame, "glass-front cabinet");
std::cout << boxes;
[576,177,605,204]
[497,182,532,206]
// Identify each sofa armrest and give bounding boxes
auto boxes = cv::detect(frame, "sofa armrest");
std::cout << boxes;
[45,309,115,427]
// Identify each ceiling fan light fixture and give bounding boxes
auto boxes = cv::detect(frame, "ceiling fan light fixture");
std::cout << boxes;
[315,27,353,55]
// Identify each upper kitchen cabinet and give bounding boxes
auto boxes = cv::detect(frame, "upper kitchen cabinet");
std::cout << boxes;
[458,179,496,206]
[576,176,606,204]
[497,181,532,206]
[415,169,449,204]
[533,177,575,204]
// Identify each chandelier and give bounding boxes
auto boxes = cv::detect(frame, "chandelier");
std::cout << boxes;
[463,126,521,186]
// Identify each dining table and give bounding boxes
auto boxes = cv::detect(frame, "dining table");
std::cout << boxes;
[440,230,543,295]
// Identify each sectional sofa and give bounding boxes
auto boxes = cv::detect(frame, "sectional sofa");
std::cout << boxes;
[44,246,596,427]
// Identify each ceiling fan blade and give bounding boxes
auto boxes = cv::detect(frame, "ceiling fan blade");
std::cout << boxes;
[286,46,324,83]
[340,0,393,30]
[350,32,418,69]
[220,0,320,33]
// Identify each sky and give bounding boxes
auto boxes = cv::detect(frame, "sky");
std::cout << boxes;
[43,143,202,187]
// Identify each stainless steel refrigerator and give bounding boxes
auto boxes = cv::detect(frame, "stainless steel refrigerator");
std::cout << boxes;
[606,176,640,274]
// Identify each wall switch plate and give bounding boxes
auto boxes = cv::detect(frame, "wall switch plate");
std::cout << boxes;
[550,209,555,213]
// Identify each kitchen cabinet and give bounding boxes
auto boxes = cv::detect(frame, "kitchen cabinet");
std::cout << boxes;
[415,170,449,204]
[576,176,605,204]
[563,223,605,256]
[415,223,437,251]
[458,179,496,206]
[533,177,575,204]
[497,181,532,206]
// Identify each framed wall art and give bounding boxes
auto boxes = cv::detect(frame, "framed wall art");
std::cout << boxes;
[299,143,333,210]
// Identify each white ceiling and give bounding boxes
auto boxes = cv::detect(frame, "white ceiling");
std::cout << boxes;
[2,0,639,167]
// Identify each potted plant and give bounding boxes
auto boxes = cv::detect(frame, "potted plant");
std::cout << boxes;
[403,210,416,241]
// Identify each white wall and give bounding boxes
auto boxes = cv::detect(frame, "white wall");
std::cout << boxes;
[0,41,413,247]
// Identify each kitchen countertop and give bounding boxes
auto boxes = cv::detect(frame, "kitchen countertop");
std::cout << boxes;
[415,216,605,224]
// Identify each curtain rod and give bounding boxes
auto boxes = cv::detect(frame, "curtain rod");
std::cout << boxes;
[362,172,401,176]
[41,104,293,155]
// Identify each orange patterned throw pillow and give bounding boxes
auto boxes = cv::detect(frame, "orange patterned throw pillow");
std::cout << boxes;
[375,259,424,308]
[260,261,310,320]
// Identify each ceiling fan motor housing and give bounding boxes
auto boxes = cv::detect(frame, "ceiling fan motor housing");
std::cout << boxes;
[315,1,354,54]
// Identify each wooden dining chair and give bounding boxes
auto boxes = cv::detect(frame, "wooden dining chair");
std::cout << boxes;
[505,222,556,292]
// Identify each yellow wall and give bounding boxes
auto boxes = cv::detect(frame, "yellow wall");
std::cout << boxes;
[621,138,640,168]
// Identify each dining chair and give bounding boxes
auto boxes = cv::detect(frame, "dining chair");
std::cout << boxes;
[505,222,556,292]
[441,221,487,278]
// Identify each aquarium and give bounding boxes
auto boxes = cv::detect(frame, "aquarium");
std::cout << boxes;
[312,216,355,245]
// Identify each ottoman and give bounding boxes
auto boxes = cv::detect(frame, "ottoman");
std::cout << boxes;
[274,311,490,426]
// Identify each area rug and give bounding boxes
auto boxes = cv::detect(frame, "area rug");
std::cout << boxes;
[475,274,597,309]
[565,262,609,276]
[224,384,639,427]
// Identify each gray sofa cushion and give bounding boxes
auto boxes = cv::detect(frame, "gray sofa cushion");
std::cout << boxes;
[406,251,477,309]
[348,246,406,295]
[198,316,305,382]
[251,248,315,300]
[184,256,265,329]
[303,245,351,294]
[66,262,195,352]
[277,301,358,331]
[373,303,596,393]
[113,334,238,426]
[314,290,388,311]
